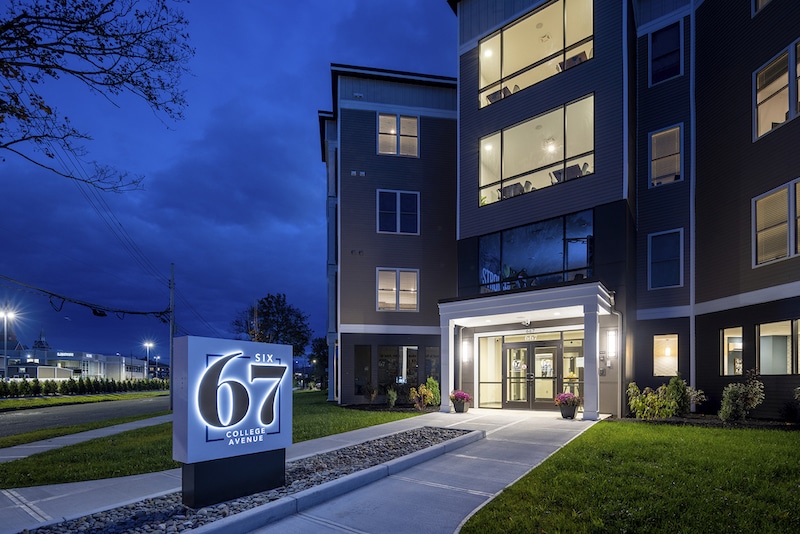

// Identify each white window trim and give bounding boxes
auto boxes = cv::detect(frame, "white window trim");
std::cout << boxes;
[752,178,799,267]
[752,0,773,17]
[376,190,420,235]
[648,228,684,290]
[648,123,684,188]
[377,113,420,157]
[648,19,684,87]
[752,40,799,141]
[376,268,419,312]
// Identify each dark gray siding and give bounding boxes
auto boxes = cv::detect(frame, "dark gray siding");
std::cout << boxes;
[635,15,691,310]
[339,76,457,111]
[695,298,800,417]
[458,0,627,240]
[694,1,800,303]
[339,108,457,327]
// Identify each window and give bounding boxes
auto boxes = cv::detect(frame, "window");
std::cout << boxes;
[753,180,800,266]
[378,345,418,393]
[758,320,793,374]
[377,269,418,311]
[755,41,799,138]
[648,229,683,289]
[653,334,678,376]
[650,125,681,186]
[754,0,772,14]
[478,0,593,107]
[354,345,371,396]
[650,22,681,85]
[378,114,418,156]
[479,95,594,205]
[378,190,419,234]
[479,210,593,292]
[721,327,743,376]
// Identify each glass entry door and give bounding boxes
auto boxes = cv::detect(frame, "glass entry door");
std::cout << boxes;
[503,342,561,409]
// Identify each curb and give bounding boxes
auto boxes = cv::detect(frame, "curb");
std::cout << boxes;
[188,429,485,533]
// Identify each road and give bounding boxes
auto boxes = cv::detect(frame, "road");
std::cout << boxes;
[0,395,171,437]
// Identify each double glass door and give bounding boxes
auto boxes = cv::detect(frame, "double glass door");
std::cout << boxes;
[504,341,584,409]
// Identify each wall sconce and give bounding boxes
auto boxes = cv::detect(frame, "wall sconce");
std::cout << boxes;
[461,341,471,362]
[607,330,617,358]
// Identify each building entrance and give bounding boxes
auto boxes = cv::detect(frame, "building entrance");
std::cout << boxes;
[502,336,584,410]
[504,342,557,409]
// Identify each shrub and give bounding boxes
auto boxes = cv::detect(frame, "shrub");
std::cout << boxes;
[386,388,398,408]
[7,380,19,397]
[409,384,433,411]
[362,383,377,404]
[627,382,675,420]
[17,378,32,397]
[426,377,441,406]
[719,370,764,423]
[665,374,706,417]
[0,380,8,398]
[30,378,42,396]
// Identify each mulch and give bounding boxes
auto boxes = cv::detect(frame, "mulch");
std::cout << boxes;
[608,413,799,431]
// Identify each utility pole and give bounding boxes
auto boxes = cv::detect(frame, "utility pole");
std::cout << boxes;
[169,263,175,410]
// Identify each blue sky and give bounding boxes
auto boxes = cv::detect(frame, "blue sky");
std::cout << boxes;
[0,1,457,359]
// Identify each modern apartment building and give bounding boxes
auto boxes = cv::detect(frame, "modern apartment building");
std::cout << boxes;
[319,65,458,405]
[322,0,800,419]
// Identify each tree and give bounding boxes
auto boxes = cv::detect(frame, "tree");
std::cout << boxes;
[232,293,313,357]
[310,336,328,386]
[0,0,194,191]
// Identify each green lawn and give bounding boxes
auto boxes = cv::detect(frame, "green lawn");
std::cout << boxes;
[0,391,168,412]
[461,421,800,533]
[0,390,421,488]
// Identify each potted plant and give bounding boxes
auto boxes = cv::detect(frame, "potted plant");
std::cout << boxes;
[554,392,581,419]
[450,390,472,413]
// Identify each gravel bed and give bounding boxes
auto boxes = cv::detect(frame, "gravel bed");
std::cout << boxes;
[25,426,470,534]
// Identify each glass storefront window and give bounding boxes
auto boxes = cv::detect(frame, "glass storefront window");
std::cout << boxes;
[721,327,743,376]
[758,321,791,374]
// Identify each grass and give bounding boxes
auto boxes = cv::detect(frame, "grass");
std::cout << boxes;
[0,391,168,412]
[461,421,800,534]
[0,411,171,449]
[0,390,422,488]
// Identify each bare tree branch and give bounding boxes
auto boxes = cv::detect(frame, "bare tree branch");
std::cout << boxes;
[0,0,193,191]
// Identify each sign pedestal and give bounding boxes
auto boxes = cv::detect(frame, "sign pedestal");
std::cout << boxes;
[182,448,285,508]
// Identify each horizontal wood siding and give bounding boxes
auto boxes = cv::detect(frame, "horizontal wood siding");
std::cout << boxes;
[695,298,800,418]
[694,1,800,304]
[339,108,457,327]
[635,16,691,310]
[458,1,626,240]
[339,76,457,112]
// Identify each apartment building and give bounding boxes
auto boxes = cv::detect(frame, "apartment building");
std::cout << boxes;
[323,0,800,418]
[319,65,458,405]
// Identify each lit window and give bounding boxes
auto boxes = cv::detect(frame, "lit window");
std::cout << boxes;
[653,334,678,376]
[650,125,681,186]
[479,95,594,205]
[478,0,593,107]
[377,190,419,234]
[721,327,743,376]
[756,53,789,137]
[757,320,793,375]
[377,269,418,311]
[650,22,682,85]
[378,114,418,156]
[754,186,790,264]
[754,0,772,14]
[648,230,682,289]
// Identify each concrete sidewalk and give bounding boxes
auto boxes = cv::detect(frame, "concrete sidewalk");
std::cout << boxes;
[0,410,600,534]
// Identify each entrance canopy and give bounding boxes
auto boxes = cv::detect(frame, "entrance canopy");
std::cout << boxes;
[439,282,614,420]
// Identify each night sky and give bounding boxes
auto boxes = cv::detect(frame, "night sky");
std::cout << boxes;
[0,1,457,360]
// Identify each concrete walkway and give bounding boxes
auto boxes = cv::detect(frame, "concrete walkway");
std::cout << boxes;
[0,410,600,534]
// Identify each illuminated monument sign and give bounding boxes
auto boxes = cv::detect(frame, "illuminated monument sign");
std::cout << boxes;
[173,336,292,508]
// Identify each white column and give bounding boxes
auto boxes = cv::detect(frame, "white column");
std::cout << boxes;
[582,306,600,420]
[440,319,455,413]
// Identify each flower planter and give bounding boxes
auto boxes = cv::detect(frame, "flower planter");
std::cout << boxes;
[453,401,468,413]
[559,404,577,419]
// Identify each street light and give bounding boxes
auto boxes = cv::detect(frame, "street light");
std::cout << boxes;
[144,342,153,379]
[1,310,15,380]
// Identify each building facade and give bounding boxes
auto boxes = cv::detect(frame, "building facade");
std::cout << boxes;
[319,65,458,404]
[323,0,800,418]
